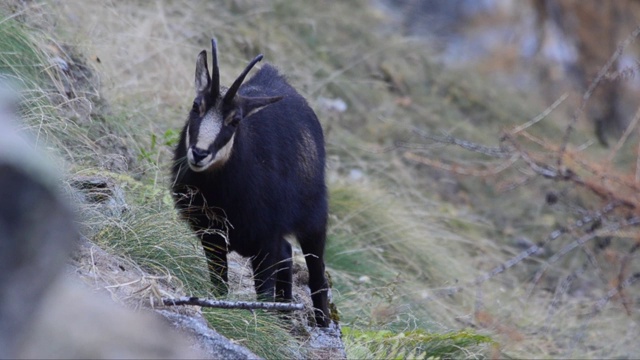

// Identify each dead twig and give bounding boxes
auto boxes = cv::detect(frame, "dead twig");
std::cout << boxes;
[558,24,640,164]
[571,271,640,350]
[404,151,519,177]
[162,296,305,311]
[420,203,627,301]
[502,134,639,210]
[407,129,511,158]
[508,93,568,136]
[607,105,640,163]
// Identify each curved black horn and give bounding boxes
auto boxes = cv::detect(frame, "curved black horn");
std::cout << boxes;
[223,54,264,104]
[210,38,220,95]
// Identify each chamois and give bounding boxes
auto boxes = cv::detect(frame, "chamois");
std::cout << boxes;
[171,39,330,327]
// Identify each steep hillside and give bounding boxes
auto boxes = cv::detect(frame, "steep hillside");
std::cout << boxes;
[3,1,640,358]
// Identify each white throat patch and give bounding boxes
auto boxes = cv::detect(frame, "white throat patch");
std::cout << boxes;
[213,133,235,165]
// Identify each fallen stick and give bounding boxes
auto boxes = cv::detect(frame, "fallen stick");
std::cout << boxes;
[162,296,305,311]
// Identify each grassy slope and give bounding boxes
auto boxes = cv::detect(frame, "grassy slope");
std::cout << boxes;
[4,0,640,358]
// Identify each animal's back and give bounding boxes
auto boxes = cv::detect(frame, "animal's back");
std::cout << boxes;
[240,64,325,186]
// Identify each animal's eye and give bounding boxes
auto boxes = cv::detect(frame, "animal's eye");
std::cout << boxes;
[191,100,200,112]
[226,112,241,127]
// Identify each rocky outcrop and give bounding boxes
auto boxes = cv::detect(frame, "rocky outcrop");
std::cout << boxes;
[68,235,261,359]
[0,104,77,358]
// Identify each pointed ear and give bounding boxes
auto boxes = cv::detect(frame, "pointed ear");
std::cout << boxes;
[195,50,210,94]
[238,95,284,118]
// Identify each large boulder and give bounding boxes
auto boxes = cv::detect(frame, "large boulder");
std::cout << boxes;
[0,90,256,359]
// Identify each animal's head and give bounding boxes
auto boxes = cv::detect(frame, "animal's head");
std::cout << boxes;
[185,39,282,172]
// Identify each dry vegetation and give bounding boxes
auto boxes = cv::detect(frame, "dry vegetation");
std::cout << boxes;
[4,0,640,358]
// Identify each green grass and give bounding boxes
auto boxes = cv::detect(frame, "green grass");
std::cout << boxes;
[0,12,46,82]
[0,11,63,154]
[343,327,495,359]
[203,309,303,359]
[88,187,209,291]
[326,181,480,336]
[0,7,143,172]
[81,173,299,359]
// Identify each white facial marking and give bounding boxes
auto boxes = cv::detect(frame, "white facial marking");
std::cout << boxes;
[186,109,236,172]
[213,133,235,164]
[186,133,234,172]
[196,108,222,150]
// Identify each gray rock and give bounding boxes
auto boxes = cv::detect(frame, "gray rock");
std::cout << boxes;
[0,93,207,358]
[19,276,206,359]
[69,175,129,218]
[304,322,347,360]
[69,236,259,359]
[0,86,78,358]
[158,310,262,359]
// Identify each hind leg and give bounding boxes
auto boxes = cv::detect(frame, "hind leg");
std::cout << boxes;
[275,240,293,302]
[298,230,330,327]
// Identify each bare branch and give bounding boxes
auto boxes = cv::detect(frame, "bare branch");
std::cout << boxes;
[559,24,640,165]
[471,202,623,291]
[508,93,569,136]
[420,204,626,302]
[518,150,559,179]
[404,151,519,177]
[607,105,640,163]
[571,271,640,348]
[502,134,639,210]
[593,271,640,315]
[472,242,543,286]
[548,217,640,265]
[162,296,305,311]
[408,129,511,158]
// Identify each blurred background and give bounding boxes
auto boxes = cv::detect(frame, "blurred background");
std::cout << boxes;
[382,0,640,146]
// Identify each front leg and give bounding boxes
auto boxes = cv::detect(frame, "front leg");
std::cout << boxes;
[200,232,229,296]
[251,249,277,302]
